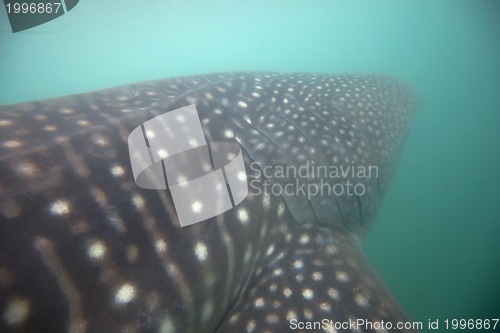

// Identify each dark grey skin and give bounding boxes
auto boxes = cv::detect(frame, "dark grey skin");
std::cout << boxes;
[0,72,420,333]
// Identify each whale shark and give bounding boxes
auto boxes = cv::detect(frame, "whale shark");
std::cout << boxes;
[0,72,420,333]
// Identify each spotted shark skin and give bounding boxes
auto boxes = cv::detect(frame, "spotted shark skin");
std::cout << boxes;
[0,72,420,333]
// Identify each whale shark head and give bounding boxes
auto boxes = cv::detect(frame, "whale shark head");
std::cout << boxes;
[0,72,420,332]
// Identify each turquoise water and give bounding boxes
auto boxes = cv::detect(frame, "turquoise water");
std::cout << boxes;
[1,0,499,331]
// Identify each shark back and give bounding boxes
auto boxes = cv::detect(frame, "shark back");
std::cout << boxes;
[0,72,420,333]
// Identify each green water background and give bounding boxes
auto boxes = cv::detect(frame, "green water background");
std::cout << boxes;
[1,0,499,331]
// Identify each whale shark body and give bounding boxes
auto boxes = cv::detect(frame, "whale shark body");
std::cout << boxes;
[0,72,420,332]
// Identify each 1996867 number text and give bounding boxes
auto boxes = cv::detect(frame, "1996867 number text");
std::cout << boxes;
[5,2,62,14]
